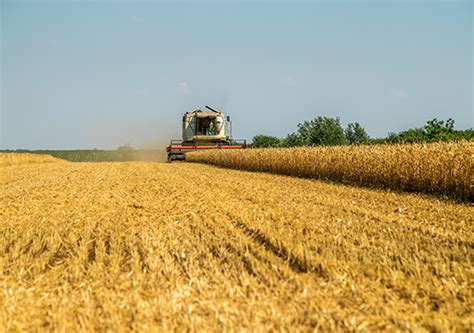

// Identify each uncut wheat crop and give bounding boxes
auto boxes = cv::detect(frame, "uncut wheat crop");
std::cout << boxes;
[1,152,472,331]
[187,141,473,201]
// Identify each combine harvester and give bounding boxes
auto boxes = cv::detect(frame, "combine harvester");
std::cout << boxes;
[166,105,246,161]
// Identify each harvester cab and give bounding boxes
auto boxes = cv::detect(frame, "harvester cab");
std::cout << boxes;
[166,105,246,161]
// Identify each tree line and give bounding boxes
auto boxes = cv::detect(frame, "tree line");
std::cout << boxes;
[250,117,473,148]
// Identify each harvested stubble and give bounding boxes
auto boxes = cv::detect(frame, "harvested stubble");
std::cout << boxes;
[186,141,474,201]
[1,153,473,331]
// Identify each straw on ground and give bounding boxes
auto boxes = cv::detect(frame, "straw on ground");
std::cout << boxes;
[1,153,472,331]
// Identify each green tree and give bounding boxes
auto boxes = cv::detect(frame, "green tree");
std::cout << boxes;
[296,116,347,146]
[251,135,281,148]
[117,144,134,151]
[456,129,474,140]
[424,118,455,141]
[390,128,427,143]
[389,118,466,143]
[345,122,369,144]
[280,132,304,147]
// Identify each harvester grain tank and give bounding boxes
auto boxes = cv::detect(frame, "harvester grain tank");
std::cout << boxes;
[166,105,246,161]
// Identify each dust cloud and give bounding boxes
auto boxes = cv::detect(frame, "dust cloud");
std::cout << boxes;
[83,94,233,162]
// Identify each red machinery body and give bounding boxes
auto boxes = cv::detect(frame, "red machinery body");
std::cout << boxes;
[166,140,246,161]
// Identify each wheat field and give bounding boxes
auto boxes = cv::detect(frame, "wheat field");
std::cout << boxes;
[1,153,472,331]
[186,142,473,201]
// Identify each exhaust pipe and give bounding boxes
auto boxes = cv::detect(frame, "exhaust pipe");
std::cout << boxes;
[205,105,220,113]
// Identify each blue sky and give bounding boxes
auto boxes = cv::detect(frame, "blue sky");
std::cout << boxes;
[1,1,472,149]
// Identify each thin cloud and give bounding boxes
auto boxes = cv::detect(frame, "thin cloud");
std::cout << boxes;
[390,88,408,98]
[129,15,143,22]
[178,81,191,95]
[280,77,297,87]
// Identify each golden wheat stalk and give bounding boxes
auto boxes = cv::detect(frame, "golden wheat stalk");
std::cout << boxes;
[186,141,473,201]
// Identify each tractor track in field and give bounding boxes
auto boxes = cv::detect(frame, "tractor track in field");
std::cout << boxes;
[187,208,289,286]
[222,211,325,276]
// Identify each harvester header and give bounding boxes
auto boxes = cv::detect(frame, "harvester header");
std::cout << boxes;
[166,105,246,161]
